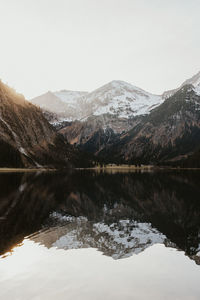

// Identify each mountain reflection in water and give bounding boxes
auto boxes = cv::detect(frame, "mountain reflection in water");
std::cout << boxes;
[0,170,200,264]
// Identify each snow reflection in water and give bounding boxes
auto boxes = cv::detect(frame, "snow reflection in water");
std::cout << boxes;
[32,212,168,259]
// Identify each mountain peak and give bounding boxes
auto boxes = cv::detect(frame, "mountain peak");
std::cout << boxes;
[106,80,143,92]
[0,80,26,106]
[181,70,200,88]
[162,70,200,99]
[109,80,131,86]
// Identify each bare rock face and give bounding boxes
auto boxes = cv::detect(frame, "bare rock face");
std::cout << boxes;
[59,115,142,156]
[0,81,80,168]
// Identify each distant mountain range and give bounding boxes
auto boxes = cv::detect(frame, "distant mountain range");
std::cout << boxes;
[30,70,200,167]
[1,70,200,168]
[31,80,163,123]
[31,71,200,124]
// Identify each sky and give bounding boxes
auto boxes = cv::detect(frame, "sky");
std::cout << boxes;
[0,0,200,99]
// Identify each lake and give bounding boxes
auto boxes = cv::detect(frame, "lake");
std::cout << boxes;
[0,169,200,299]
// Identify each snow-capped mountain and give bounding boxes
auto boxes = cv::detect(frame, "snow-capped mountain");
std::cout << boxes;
[31,71,200,152]
[84,80,163,118]
[54,90,88,104]
[181,70,200,89]
[103,84,200,166]
[162,70,200,99]
[31,71,200,123]
[31,81,164,121]
[31,90,90,121]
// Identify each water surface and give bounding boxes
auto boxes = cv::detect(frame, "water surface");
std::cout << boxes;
[0,170,200,299]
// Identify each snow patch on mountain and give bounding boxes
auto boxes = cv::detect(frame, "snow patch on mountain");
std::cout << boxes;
[84,80,163,118]
[31,81,164,121]
[194,84,200,96]
[181,71,200,88]
[31,71,200,123]
[163,70,200,99]
[54,90,88,107]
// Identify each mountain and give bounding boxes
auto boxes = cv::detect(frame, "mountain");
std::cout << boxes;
[0,80,83,168]
[98,84,200,165]
[54,89,88,104]
[162,70,200,99]
[83,80,163,118]
[31,80,163,125]
[59,115,140,155]
[58,71,200,164]
[31,71,200,126]
[31,81,164,151]
[30,70,200,166]
[31,90,89,122]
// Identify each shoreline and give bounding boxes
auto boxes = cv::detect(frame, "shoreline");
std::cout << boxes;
[76,166,200,171]
[0,168,57,173]
[0,166,200,173]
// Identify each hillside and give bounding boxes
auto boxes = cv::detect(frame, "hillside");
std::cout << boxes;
[98,85,200,165]
[29,70,200,166]
[0,80,83,168]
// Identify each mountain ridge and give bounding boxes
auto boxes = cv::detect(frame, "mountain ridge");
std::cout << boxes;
[30,70,200,126]
[30,79,164,122]
[0,80,86,168]
[6,70,200,167]
[97,84,200,165]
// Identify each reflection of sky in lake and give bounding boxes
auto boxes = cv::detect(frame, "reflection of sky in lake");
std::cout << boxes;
[1,240,200,300]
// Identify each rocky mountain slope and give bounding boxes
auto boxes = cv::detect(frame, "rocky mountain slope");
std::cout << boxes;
[30,70,200,166]
[0,80,83,168]
[98,84,200,165]
[59,115,141,155]
[40,81,164,153]
[58,71,200,165]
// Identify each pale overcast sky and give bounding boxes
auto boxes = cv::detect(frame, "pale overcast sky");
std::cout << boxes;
[0,0,200,98]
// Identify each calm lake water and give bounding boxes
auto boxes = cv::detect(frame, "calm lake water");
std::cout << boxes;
[0,169,200,299]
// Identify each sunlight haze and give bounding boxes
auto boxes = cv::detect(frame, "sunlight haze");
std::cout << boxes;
[0,0,200,98]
